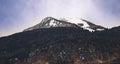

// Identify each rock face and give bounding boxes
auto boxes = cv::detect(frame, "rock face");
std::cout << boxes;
[24,17,106,32]
[0,26,120,64]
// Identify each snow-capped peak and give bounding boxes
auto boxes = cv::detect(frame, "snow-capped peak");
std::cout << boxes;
[24,17,106,32]
[58,17,93,31]
[59,17,89,27]
[58,17,106,31]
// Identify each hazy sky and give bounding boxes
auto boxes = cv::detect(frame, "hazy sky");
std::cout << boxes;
[0,0,120,37]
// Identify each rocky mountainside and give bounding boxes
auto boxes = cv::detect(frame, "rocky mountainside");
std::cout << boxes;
[24,17,106,32]
[0,25,120,64]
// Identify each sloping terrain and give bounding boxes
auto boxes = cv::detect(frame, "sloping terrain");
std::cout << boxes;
[0,26,120,64]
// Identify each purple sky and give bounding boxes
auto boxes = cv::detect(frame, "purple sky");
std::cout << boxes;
[0,0,120,37]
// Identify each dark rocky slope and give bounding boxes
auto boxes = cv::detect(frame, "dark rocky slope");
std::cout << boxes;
[0,27,120,64]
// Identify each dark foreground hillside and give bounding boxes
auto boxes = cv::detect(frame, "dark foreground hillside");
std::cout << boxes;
[0,27,120,64]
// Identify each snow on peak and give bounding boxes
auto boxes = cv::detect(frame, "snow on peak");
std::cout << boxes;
[24,17,106,32]
[58,17,93,31]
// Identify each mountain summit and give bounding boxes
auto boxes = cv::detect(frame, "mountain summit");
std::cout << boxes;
[24,17,106,32]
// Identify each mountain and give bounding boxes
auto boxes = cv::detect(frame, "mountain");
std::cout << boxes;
[24,17,79,31]
[0,25,120,64]
[81,19,106,31]
[24,17,106,32]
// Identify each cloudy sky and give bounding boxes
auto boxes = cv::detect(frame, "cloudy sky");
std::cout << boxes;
[0,0,120,37]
